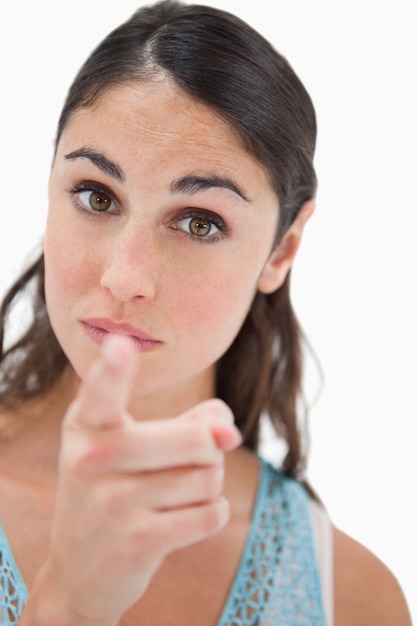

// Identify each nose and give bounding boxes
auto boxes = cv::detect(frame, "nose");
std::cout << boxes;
[99,224,158,302]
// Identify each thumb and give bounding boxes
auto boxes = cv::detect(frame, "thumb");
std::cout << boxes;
[65,334,137,430]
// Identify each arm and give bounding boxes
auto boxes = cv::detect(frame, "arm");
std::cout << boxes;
[333,527,412,626]
[17,335,242,625]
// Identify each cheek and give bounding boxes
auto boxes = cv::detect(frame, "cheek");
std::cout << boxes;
[44,219,96,313]
[171,268,256,346]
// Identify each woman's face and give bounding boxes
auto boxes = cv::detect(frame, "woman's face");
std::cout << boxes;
[45,80,281,408]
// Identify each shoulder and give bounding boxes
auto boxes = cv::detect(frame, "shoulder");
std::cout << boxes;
[333,526,412,626]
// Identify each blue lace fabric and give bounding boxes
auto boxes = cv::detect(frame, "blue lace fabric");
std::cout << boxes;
[0,459,326,625]
[0,525,28,625]
[217,460,327,625]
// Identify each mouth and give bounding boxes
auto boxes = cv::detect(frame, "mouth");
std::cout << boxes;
[80,317,163,352]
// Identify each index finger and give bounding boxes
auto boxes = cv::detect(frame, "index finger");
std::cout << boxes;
[65,334,136,430]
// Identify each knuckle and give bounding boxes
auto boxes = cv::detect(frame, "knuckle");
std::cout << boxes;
[61,435,117,476]
[132,513,165,563]
[202,398,234,423]
[135,512,158,544]
[200,466,223,499]
[181,421,211,454]
[187,428,223,465]
[200,500,228,535]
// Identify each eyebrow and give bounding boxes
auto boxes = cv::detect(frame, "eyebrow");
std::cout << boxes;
[170,175,251,203]
[64,148,250,202]
[64,148,126,183]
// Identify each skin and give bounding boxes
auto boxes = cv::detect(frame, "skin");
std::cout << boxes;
[22,79,311,624]
[44,79,294,417]
[0,79,411,625]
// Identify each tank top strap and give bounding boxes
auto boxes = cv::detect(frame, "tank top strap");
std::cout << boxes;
[218,458,327,625]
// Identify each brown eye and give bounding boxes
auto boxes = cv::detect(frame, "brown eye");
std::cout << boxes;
[189,217,211,236]
[89,191,111,211]
[175,213,222,240]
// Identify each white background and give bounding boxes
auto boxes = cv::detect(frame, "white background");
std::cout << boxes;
[1,0,415,620]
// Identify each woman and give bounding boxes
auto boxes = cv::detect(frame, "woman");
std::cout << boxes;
[0,1,412,624]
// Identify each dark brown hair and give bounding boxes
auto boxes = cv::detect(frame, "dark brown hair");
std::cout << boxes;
[0,0,317,479]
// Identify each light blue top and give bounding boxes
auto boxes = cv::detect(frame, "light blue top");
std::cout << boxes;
[0,524,28,624]
[0,459,326,625]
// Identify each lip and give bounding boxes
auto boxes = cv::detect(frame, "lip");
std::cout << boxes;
[81,317,162,352]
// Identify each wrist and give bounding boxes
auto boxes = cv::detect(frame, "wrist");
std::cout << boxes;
[19,567,118,626]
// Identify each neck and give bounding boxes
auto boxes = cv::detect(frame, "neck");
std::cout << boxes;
[0,367,78,484]
[0,363,219,484]
[127,366,216,421]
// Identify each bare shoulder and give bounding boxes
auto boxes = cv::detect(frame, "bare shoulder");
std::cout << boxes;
[333,526,412,626]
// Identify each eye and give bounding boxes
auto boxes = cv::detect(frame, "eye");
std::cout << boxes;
[176,214,221,238]
[69,182,118,216]
[78,189,114,212]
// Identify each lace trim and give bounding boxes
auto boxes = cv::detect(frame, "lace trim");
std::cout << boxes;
[0,526,28,625]
[218,460,327,625]
[0,460,326,625]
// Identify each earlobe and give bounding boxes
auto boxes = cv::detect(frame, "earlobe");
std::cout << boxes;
[257,200,315,295]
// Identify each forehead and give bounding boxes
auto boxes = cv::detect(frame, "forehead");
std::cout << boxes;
[56,80,275,202]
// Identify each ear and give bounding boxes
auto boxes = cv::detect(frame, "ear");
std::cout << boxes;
[257,200,315,294]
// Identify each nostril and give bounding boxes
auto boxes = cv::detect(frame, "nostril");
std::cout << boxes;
[100,260,157,302]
